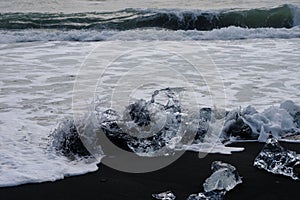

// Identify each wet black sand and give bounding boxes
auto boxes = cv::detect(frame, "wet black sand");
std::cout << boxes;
[0,142,299,200]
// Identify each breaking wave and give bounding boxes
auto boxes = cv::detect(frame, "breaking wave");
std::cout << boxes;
[0,4,299,31]
[1,4,299,43]
[1,26,300,43]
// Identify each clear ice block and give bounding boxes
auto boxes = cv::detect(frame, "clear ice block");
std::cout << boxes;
[254,137,300,180]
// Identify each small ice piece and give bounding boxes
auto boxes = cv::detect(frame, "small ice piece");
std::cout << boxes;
[187,161,242,200]
[152,191,176,200]
[187,190,225,200]
[254,137,300,180]
[203,161,242,192]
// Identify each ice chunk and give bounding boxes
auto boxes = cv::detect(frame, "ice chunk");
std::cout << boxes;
[187,161,241,200]
[221,102,300,142]
[280,100,300,128]
[280,100,300,117]
[186,190,225,200]
[221,107,257,140]
[203,161,242,192]
[254,137,300,180]
[99,88,183,156]
[152,191,176,200]
[243,106,298,139]
[50,119,91,159]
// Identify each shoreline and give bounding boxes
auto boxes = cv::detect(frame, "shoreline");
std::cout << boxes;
[0,141,299,200]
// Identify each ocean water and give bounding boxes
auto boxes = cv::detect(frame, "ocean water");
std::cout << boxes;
[0,0,300,186]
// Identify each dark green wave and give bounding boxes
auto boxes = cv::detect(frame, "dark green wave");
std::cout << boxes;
[0,4,297,31]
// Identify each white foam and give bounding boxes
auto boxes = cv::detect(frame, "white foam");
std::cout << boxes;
[181,143,244,155]
[0,41,100,187]
[0,38,299,187]
[0,26,300,44]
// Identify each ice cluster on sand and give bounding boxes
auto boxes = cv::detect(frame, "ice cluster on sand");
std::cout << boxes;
[51,88,300,158]
[153,161,242,200]
[221,101,300,142]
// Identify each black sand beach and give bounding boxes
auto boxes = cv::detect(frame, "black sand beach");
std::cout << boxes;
[1,142,299,200]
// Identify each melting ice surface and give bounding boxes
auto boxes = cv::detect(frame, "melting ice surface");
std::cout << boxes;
[254,138,300,180]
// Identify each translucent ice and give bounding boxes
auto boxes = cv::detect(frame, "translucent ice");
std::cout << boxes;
[186,191,225,200]
[254,137,300,180]
[280,100,300,128]
[152,191,176,200]
[203,161,242,192]
[99,88,183,156]
[221,106,257,140]
[221,101,300,142]
[187,161,242,200]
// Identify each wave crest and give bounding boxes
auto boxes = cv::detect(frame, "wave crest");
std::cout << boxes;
[1,26,300,43]
[0,4,298,31]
